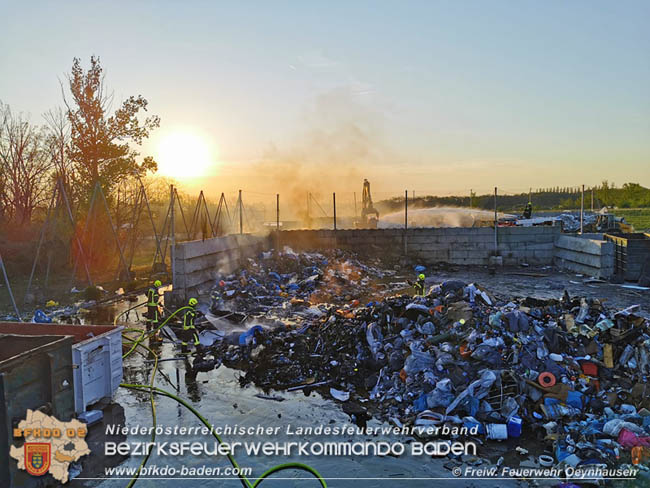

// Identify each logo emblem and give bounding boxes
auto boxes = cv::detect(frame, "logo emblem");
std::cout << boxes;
[25,443,51,476]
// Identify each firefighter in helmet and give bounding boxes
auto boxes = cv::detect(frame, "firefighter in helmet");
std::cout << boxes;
[145,280,162,331]
[181,297,200,349]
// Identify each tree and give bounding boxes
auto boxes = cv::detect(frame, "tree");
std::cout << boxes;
[63,56,159,202]
[43,107,73,191]
[0,102,53,225]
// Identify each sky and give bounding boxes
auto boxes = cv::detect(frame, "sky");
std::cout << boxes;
[1,0,649,202]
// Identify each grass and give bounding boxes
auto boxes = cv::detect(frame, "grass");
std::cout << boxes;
[611,208,650,232]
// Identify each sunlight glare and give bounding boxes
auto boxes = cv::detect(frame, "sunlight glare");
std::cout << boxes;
[156,132,215,179]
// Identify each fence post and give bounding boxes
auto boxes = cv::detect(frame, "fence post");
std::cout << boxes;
[404,190,408,255]
[276,194,280,250]
[171,184,176,291]
[580,184,584,234]
[0,251,21,321]
[494,187,498,253]
[239,189,243,234]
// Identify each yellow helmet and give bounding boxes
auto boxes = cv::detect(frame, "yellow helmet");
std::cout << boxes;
[188,298,198,306]
[154,280,162,287]
[418,274,425,280]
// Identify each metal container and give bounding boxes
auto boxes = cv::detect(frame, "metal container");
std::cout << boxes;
[604,233,650,281]
[0,323,124,413]
[0,333,75,487]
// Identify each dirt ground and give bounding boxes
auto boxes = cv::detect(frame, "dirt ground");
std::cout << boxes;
[417,264,650,318]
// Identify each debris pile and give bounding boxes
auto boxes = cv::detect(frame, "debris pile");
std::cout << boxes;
[208,248,393,325]
[206,251,650,473]
[556,212,597,232]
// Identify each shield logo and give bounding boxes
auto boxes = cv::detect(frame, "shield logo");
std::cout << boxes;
[25,443,51,476]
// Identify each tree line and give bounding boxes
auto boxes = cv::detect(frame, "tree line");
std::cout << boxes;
[378,181,650,214]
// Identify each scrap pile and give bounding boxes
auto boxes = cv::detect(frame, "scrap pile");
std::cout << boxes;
[207,250,650,472]
[208,248,392,324]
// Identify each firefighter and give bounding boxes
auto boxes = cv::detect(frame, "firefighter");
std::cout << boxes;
[523,202,532,219]
[145,280,162,331]
[414,273,426,297]
[181,298,200,349]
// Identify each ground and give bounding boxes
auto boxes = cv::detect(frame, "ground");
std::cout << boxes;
[420,264,650,318]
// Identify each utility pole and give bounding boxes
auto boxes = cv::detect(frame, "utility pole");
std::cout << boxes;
[529,187,532,203]
[591,188,594,212]
[238,189,243,234]
[170,184,176,291]
[580,184,584,234]
[333,192,337,230]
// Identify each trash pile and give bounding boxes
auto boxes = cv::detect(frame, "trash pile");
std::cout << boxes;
[208,248,394,327]
[207,255,650,473]
[556,212,597,232]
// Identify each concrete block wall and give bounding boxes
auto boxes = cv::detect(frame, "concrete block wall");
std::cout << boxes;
[173,234,269,298]
[276,226,561,266]
[496,226,559,265]
[554,234,614,279]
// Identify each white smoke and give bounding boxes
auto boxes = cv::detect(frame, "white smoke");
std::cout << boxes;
[378,207,515,228]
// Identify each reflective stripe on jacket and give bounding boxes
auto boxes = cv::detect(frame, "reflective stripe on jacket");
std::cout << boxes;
[147,287,159,306]
[183,308,196,330]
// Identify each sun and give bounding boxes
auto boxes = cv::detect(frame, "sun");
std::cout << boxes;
[156,132,215,179]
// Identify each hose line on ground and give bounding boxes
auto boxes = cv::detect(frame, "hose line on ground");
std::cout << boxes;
[121,383,327,488]
[117,297,326,487]
[124,342,158,488]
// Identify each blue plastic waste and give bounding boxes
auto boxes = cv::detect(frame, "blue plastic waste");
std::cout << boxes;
[507,415,523,438]
[413,394,428,412]
[78,409,103,426]
[33,309,52,323]
[566,390,585,410]
[268,272,282,281]
[555,443,571,462]
[414,265,426,273]
[239,325,264,346]
[462,417,485,435]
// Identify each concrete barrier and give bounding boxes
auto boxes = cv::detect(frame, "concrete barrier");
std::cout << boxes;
[554,235,614,279]
[275,226,560,266]
[170,226,606,302]
[172,234,269,300]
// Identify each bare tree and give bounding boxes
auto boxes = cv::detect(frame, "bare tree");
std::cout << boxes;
[0,103,53,226]
[43,107,73,189]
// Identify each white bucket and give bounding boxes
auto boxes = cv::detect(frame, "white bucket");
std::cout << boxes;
[486,423,508,440]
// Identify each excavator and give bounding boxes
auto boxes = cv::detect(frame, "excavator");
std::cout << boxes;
[358,179,379,228]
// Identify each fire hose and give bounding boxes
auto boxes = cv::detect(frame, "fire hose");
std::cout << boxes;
[114,299,327,487]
